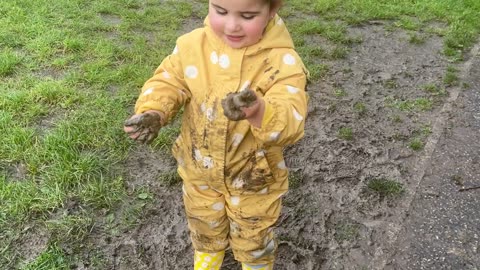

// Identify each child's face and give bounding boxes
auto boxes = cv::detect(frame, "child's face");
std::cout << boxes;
[208,0,277,49]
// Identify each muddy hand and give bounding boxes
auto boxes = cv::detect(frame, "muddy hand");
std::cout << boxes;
[124,112,163,144]
[221,89,258,121]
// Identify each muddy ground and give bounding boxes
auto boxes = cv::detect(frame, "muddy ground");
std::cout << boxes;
[74,20,479,270]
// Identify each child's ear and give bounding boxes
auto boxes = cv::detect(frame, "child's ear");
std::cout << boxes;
[269,1,282,18]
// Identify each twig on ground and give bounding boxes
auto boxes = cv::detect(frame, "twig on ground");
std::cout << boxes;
[458,186,480,192]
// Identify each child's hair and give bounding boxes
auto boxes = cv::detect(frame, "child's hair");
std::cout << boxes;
[267,0,283,9]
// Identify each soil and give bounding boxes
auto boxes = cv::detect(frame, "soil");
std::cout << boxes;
[68,18,480,270]
[387,44,480,270]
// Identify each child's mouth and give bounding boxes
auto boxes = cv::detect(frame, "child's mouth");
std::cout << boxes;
[226,35,244,42]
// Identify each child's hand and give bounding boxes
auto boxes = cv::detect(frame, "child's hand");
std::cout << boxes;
[221,89,258,121]
[124,110,164,144]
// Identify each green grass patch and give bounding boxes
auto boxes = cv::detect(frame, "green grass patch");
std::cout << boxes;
[384,79,398,89]
[288,170,304,189]
[158,170,182,187]
[0,0,194,267]
[444,65,459,86]
[386,97,433,112]
[353,102,367,116]
[288,0,480,59]
[335,221,360,242]
[338,127,354,141]
[394,17,421,31]
[409,137,424,151]
[334,88,347,97]
[0,49,22,76]
[408,32,427,45]
[22,244,70,270]
[308,63,330,81]
[422,83,447,96]
[367,178,405,197]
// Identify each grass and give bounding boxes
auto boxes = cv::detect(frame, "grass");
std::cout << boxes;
[1,0,480,268]
[353,102,367,116]
[335,221,360,242]
[22,244,70,270]
[444,65,459,86]
[409,138,425,151]
[0,49,22,76]
[367,178,405,197]
[338,127,354,141]
[384,79,398,89]
[288,171,304,189]
[422,83,447,96]
[0,0,192,268]
[409,32,427,45]
[334,88,347,97]
[385,97,433,112]
[158,170,183,187]
[407,125,431,151]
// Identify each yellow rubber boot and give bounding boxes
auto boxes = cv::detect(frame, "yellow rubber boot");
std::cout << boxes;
[194,250,225,270]
[242,262,273,270]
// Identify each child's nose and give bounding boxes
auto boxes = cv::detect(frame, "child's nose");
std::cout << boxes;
[225,16,241,32]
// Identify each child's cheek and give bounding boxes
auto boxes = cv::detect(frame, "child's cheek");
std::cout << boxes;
[244,20,267,41]
[209,15,224,35]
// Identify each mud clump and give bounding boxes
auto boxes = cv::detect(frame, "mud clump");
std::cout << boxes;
[221,89,258,121]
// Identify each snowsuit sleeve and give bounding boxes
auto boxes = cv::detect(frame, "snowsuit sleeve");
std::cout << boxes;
[134,43,192,123]
[251,48,308,147]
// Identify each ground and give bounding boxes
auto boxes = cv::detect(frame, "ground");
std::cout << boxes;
[2,1,479,269]
[80,18,479,270]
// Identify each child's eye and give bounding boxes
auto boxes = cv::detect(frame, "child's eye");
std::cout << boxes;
[216,10,227,15]
[241,15,255,20]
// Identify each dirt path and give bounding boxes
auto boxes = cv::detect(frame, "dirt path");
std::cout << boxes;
[89,24,479,270]
[386,43,480,270]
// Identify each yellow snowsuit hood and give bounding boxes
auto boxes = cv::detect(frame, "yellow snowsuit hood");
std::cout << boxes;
[134,15,308,193]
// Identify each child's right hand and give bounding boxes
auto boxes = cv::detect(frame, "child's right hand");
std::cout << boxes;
[123,110,164,144]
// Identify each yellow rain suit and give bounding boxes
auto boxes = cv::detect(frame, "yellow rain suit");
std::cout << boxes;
[134,15,308,265]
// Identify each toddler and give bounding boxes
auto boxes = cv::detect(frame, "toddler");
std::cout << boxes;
[124,0,308,269]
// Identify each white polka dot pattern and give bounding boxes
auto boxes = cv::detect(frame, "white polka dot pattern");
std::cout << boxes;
[259,187,268,194]
[198,185,209,190]
[210,51,218,64]
[232,133,244,146]
[230,196,240,206]
[194,149,202,161]
[293,108,304,121]
[206,107,215,121]
[219,54,230,69]
[239,80,251,92]
[212,202,224,211]
[232,177,245,189]
[177,157,185,167]
[277,160,287,170]
[185,65,198,79]
[203,156,214,169]
[283,53,296,65]
[142,87,153,96]
[286,85,299,94]
[269,132,280,141]
[256,150,266,157]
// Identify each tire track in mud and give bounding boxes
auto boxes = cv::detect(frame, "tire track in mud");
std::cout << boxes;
[369,41,480,269]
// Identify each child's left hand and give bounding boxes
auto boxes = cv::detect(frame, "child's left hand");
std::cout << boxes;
[221,90,265,127]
